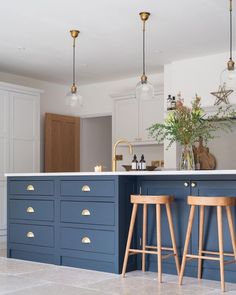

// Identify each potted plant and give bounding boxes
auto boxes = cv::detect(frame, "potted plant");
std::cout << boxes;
[148,95,236,170]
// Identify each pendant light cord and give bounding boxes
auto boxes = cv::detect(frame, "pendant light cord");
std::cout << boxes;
[229,0,233,60]
[142,20,146,76]
[73,37,76,86]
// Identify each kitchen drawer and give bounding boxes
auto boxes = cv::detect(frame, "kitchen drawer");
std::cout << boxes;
[9,180,54,196]
[9,223,54,247]
[9,199,54,221]
[60,180,115,197]
[60,201,115,225]
[60,227,114,254]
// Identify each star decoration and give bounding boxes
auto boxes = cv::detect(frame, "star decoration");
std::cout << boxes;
[210,83,234,106]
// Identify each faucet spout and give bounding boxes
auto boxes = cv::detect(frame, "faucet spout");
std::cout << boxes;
[112,139,133,172]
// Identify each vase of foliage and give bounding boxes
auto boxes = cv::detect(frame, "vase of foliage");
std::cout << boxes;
[179,144,195,170]
[148,95,235,170]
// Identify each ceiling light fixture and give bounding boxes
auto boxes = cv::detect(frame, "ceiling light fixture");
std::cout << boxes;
[135,12,154,100]
[226,0,236,85]
[66,30,83,107]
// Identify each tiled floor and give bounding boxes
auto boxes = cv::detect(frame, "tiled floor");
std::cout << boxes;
[0,256,235,294]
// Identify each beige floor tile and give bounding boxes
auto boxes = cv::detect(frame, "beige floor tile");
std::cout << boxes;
[0,273,47,294]
[17,265,117,288]
[2,283,112,295]
[86,276,220,295]
[0,257,56,275]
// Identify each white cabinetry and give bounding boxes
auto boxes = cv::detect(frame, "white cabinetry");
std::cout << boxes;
[0,82,41,246]
[112,91,164,144]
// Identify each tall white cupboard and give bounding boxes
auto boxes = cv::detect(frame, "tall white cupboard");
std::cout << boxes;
[0,82,40,247]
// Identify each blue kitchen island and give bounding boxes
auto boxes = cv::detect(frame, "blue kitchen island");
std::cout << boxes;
[6,170,236,283]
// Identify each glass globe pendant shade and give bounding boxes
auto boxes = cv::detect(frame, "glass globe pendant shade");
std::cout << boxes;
[66,91,83,107]
[226,69,236,87]
[136,79,154,100]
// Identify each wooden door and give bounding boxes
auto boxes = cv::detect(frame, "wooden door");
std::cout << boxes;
[45,113,80,172]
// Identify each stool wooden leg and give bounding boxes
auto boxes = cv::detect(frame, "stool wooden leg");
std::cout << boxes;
[179,205,195,285]
[166,203,180,275]
[226,206,236,259]
[156,204,162,283]
[122,203,138,278]
[198,205,205,279]
[142,204,147,272]
[217,206,225,292]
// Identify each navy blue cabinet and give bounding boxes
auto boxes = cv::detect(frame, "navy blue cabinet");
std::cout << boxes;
[8,175,136,274]
[7,173,236,282]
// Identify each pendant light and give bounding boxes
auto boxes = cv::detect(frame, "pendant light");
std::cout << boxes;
[66,30,83,107]
[135,12,154,100]
[226,0,236,85]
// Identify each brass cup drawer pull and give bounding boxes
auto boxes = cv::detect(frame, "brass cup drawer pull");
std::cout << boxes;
[26,207,35,213]
[81,209,91,216]
[81,236,91,244]
[82,185,91,192]
[26,184,35,191]
[184,182,189,187]
[26,231,35,238]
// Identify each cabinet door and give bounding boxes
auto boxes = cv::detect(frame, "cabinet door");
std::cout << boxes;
[139,95,164,142]
[191,180,236,276]
[114,98,139,142]
[139,180,192,273]
[9,92,40,173]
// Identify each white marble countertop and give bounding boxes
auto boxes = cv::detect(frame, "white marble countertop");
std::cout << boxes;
[5,170,236,177]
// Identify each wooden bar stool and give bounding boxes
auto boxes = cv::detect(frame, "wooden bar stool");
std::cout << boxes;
[179,196,236,292]
[122,195,180,283]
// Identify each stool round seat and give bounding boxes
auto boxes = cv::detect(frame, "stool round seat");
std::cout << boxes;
[131,195,174,204]
[188,196,236,207]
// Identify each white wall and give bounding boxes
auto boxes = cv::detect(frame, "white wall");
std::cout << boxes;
[0,71,164,171]
[79,73,164,116]
[164,51,236,169]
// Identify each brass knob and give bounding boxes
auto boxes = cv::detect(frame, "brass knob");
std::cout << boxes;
[82,185,91,192]
[26,207,35,213]
[26,231,35,238]
[81,209,91,216]
[184,182,189,187]
[81,237,91,244]
[26,185,35,191]
[191,182,197,188]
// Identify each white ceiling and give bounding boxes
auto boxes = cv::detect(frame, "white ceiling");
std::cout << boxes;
[0,0,234,85]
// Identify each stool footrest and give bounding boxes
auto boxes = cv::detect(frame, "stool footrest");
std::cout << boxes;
[202,250,235,257]
[129,249,157,255]
[186,254,220,261]
[224,259,236,265]
[145,245,174,251]
[128,249,176,260]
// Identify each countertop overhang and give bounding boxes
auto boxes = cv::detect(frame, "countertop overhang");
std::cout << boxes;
[5,170,236,177]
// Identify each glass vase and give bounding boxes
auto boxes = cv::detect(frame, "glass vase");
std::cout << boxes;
[179,144,195,170]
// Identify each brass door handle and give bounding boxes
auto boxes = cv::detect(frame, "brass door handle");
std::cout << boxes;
[81,237,91,244]
[26,185,35,191]
[26,207,35,213]
[81,209,91,216]
[82,185,91,192]
[191,182,197,188]
[26,231,35,238]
